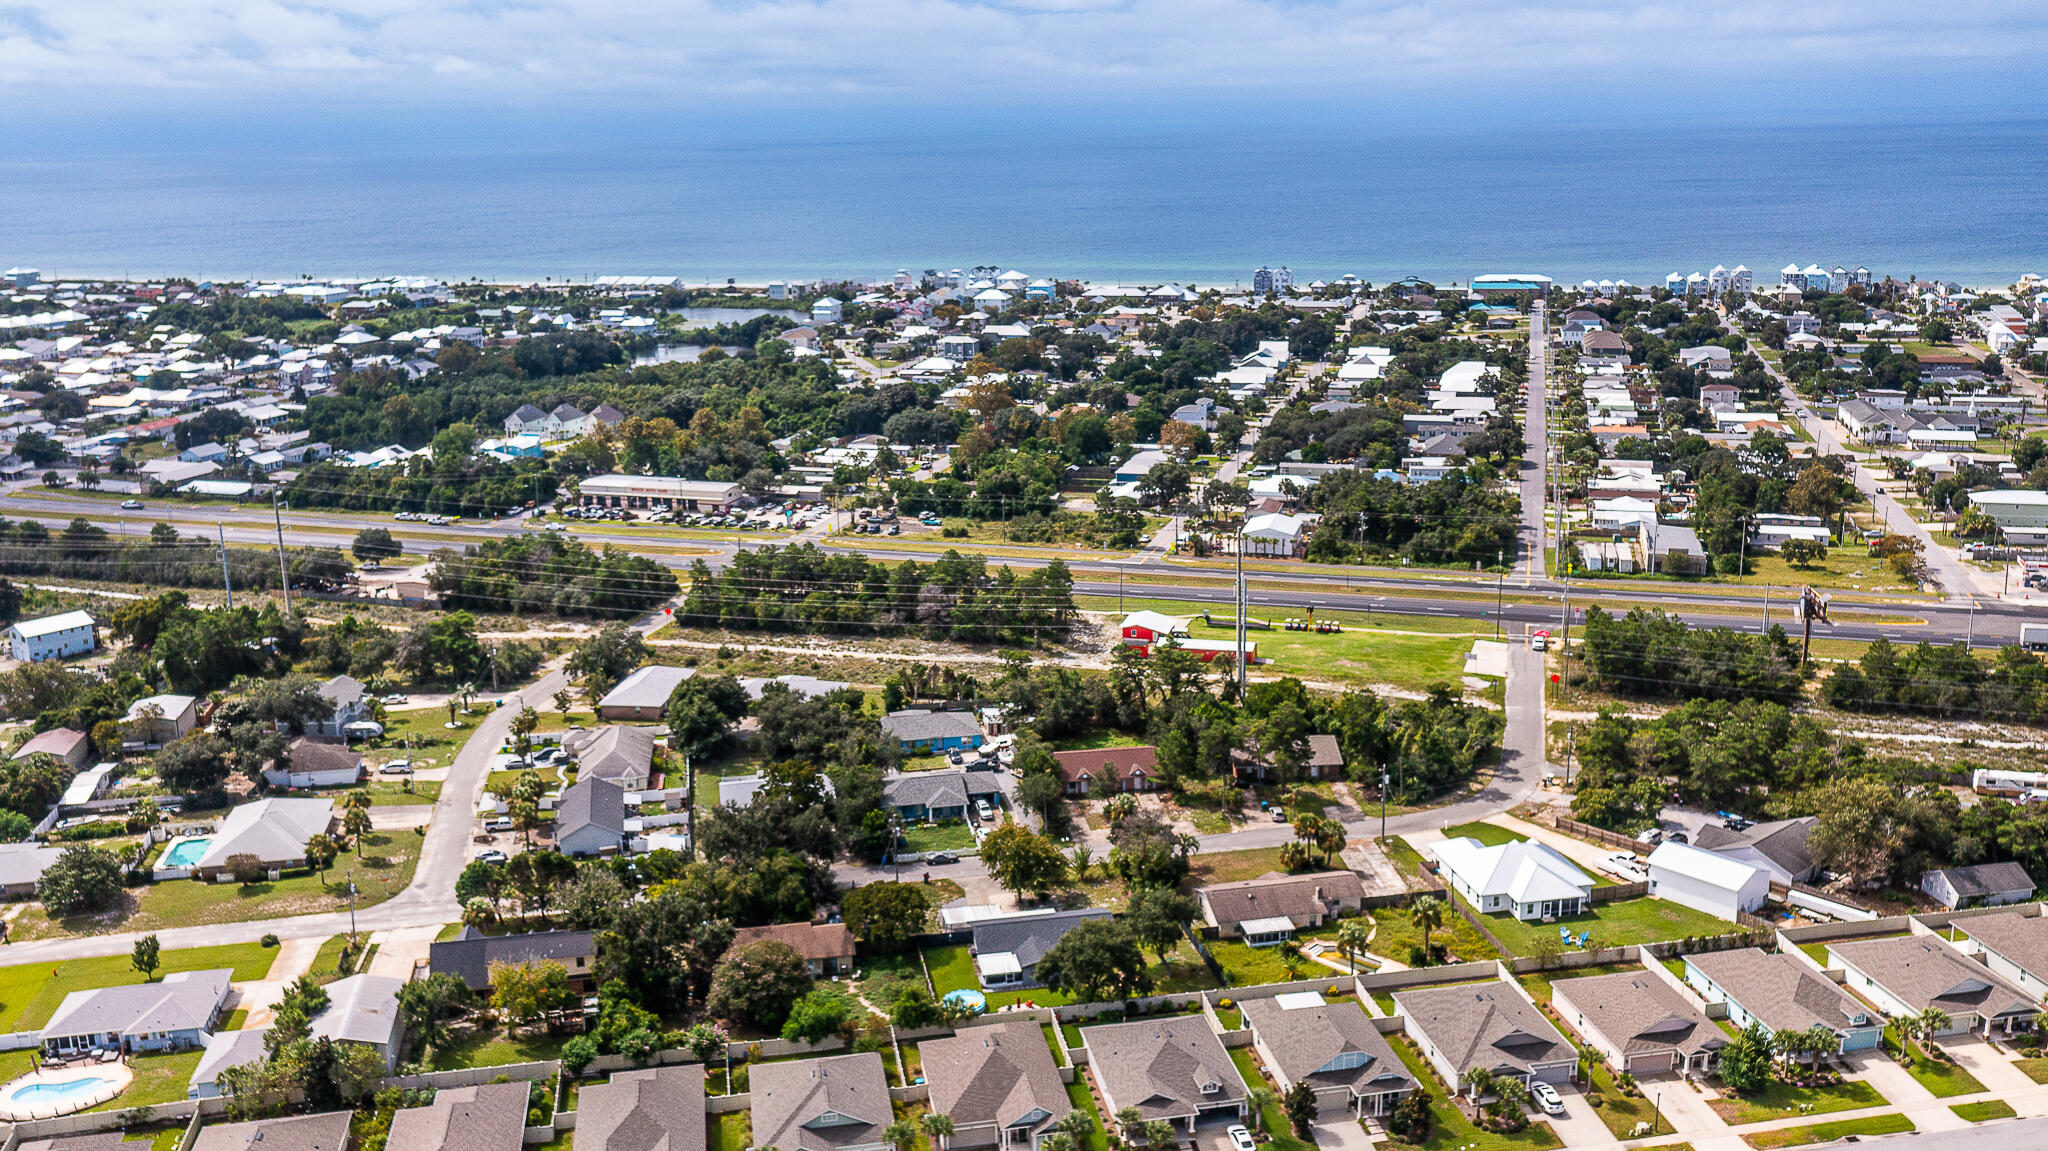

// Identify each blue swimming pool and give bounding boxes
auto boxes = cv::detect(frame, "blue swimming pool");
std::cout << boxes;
[942,989,986,1012]
[163,837,211,868]
[11,1077,109,1103]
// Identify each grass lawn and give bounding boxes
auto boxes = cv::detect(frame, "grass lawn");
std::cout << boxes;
[306,933,357,984]
[1583,1062,1659,1139]
[316,779,443,807]
[709,1110,751,1151]
[1952,1100,2018,1123]
[1441,821,1522,847]
[0,942,276,1030]
[1349,904,1500,966]
[1046,730,1151,752]
[427,1019,571,1070]
[533,708,598,732]
[1899,1044,1985,1097]
[902,821,977,853]
[1187,846,1296,887]
[120,1126,185,1151]
[95,830,422,935]
[364,707,476,771]
[2015,1056,2048,1083]
[1379,836,1429,887]
[1061,1023,1084,1049]
[1381,1032,1563,1151]
[855,951,927,1016]
[487,763,561,799]
[1474,895,1738,954]
[1065,1077,1110,1151]
[925,940,1215,1008]
[1207,940,1308,986]
[1708,1078,1887,1124]
[1079,597,1481,693]
[88,1050,201,1111]
[1228,1047,1315,1151]
[1041,1022,1067,1066]
[1742,1114,1914,1149]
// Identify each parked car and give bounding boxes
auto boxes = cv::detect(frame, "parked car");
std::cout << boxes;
[1636,827,1664,845]
[975,798,995,822]
[1228,1126,1257,1151]
[1270,808,1288,822]
[1532,1082,1565,1116]
[475,849,509,865]
[925,851,960,865]
[378,760,413,776]
[381,693,408,705]
[484,817,514,833]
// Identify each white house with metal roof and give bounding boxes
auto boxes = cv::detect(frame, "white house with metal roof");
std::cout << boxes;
[1646,840,1770,921]
[1429,836,1594,921]
[7,609,96,662]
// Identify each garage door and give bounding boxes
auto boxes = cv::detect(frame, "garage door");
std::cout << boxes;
[1840,1029,1880,1052]
[1531,1063,1575,1085]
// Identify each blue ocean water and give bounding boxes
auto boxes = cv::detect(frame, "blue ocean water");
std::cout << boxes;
[3,118,2044,286]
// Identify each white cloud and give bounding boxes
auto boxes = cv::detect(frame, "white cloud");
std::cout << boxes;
[0,0,2041,105]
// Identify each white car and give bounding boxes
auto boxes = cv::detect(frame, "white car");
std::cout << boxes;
[120,499,144,510]
[381,693,408,705]
[1227,1126,1256,1151]
[1531,1081,1565,1115]
[378,760,413,775]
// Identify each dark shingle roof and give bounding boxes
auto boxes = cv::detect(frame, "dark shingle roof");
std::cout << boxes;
[386,1082,529,1151]
[1083,1019,1246,1122]
[1392,981,1571,1079]
[576,1065,706,1151]
[924,1021,1071,1134]
[1931,862,2035,900]
[972,908,1112,969]
[880,709,982,744]
[751,1053,892,1151]
[559,777,627,842]
[1197,871,1365,932]
[1242,996,1413,1098]
[430,928,597,991]
[1686,948,1873,1034]
[190,1110,354,1151]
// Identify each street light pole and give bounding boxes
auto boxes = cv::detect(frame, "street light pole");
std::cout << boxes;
[1495,549,1505,639]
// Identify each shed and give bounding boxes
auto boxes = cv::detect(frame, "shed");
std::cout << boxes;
[1647,840,1770,921]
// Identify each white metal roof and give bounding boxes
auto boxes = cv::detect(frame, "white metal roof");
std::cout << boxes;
[975,951,1023,977]
[1649,840,1766,892]
[1240,916,1298,936]
[11,609,93,639]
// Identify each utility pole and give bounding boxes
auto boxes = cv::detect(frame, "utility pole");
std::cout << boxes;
[1235,522,1247,703]
[1495,549,1504,639]
[272,493,293,615]
[1379,769,1389,843]
[216,524,233,608]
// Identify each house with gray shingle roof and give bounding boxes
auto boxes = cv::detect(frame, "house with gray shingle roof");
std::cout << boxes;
[576,1064,705,1151]
[924,1021,1071,1151]
[751,1052,893,1151]
[1083,1018,1246,1132]
[1392,980,1574,1095]
[970,908,1111,989]
[1922,862,2035,911]
[557,777,627,857]
[882,768,1002,823]
[1243,992,1414,1118]
[1552,970,1725,1075]
[1955,911,2048,1001]
[1683,948,1882,1056]
[1195,870,1365,944]
[880,708,984,752]
[562,725,658,790]
[387,1081,528,1151]
[429,926,598,993]
[42,969,233,1056]
[1829,935,2037,1038]
[189,1110,354,1151]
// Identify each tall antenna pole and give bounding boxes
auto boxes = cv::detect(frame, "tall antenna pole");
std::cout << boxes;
[272,493,293,615]
[216,524,233,608]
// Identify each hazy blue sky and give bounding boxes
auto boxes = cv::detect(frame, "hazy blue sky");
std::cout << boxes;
[1,0,2043,133]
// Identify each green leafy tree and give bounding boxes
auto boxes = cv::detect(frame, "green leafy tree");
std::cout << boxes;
[664,674,752,760]
[1123,886,1198,963]
[304,832,338,877]
[565,624,652,695]
[351,527,403,563]
[841,882,932,953]
[1283,1082,1317,1137]
[979,823,1069,900]
[132,933,161,979]
[38,844,124,915]
[1718,1022,1775,1095]
[1033,918,1153,1002]
[706,940,814,1031]
[781,987,857,1044]
[491,960,576,1028]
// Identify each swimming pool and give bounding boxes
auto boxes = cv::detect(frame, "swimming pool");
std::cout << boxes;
[11,1077,108,1103]
[941,989,986,1012]
[162,837,212,868]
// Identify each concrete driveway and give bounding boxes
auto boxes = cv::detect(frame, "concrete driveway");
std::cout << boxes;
[1308,1117,1376,1151]
[1938,1037,2037,1094]
[1634,1074,1729,1142]
[1540,1085,1626,1149]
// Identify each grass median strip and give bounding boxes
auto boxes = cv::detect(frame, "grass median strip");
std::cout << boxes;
[1743,1114,1914,1149]
[1951,1100,2017,1123]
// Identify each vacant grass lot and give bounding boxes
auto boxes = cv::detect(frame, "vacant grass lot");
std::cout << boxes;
[0,943,276,1031]
[1076,597,1482,692]
[427,1019,572,1070]
[365,707,476,771]
[902,821,977,853]
[15,832,424,940]
[1473,894,1736,954]
[1742,1114,1914,1149]
[1709,1079,1888,1124]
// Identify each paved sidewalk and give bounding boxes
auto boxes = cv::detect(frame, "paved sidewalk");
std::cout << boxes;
[235,934,329,1027]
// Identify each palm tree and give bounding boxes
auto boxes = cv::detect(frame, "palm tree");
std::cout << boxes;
[1409,896,1446,963]
[1909,1008,1952,1056]
[1050,1112,1094,1142]
[1068,844,1093,882]
[882,1120,919,1151]
[304,833,338,878]
[1463,1067,1495,1116]
[343,806,373,855]
[1334,919,1372,973]
[1278,938,1305,979]
[919,1113,954,1149]
[1313,819,1346,867]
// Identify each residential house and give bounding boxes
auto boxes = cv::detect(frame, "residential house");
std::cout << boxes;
[550,403,590,437]
[1692,817,1818,885]
[1682,948,1883,1055]
[1304,734,1344,780]
[266,739,364,789]
[12,727,90,768]
[0,842,65,898]
[881,768,1003,823]
[504,403,552,436]
[1828,935,2037,1037]
[1195,870,1366,945]
[923,1021,1073,1151]
[1114,450,1170,486]
[41,969,232,1056]
[193,797,334,878]
[557,777,628,857]
[728,921,858,977]
[751,1052,892,1151]
[1241,512,1313,558]
[590,404,626,430]
[1637,520,1709,575]
[597,665,696,721]
[1081,1019,1247,1132]
[309,973,406,1071]
[576,1065,705,1151]
[1428,837,1594,921]
[1922,863,2036,911]
[1242,992,1415,1118]
[811,298,845,325]
[1646,841,1770,922]
[189,1111,354,1151]
[306,675,368,738]
[188,1026,273,1099]
[7,610,96,662]
[429,927,598,994]
[1051,745,1158,796]
[969,908,1112,989]
[1392,981,1576,1094]
[1956,911,2048,1001]
[1552,971,1724,1075]
[179,442,229,464]
[123,693,199,745]
[562,725,658,790]
[881,709,984,752]
[387,1082,530,1151]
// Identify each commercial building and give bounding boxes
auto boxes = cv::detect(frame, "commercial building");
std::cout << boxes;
[1969,489,2048,545]
[7,610,96,662]
[579,473,743,514]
